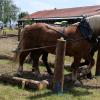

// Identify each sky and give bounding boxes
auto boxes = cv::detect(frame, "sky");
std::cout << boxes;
[13,0,100,14]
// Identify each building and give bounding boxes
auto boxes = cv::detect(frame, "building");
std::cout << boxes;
[18,5,100,26]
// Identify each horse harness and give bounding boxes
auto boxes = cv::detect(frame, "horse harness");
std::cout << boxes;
[51,17,99,49]
[16,20,99,53]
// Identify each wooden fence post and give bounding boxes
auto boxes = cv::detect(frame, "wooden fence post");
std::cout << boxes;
[18,27,21,41]
[53,37,66,93]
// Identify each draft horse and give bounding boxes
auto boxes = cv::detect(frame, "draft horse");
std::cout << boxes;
[16,19,96,81]
[30,15,100,77]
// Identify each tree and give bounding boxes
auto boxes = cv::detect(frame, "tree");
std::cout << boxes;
[18,12,29,19]
[0,0,19,24]
[18,12,31,26]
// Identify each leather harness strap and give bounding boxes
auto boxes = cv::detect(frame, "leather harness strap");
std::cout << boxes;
[46,25,69,40]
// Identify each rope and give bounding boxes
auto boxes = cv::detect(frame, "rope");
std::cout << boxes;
[18,35,92,53]
[20,45,56,52]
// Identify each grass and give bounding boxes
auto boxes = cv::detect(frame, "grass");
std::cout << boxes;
[0,57,100,100]
[0,28,18,35]
[0,82,100,100]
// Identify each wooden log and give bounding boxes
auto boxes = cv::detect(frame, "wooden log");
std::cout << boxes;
[0,74,49,90]
[53,37,66,93]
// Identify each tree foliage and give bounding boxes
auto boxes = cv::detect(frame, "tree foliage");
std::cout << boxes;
[0,0,19,23]
[18,12,29,19]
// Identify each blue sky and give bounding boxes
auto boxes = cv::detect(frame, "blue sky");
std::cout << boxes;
[13,0,100,14]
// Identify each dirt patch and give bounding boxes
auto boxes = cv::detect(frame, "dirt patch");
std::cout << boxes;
[0,36,19,75]
[0,37,18,56]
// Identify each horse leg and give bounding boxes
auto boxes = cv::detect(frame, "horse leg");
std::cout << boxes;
[86,45,96,78]
[42,51,53,75]
[17,51,30,76]
[87,55,95,76]
[96,51,100,76]
[78,57,94,79]
[96,45,100,76]
[79,58,93,79]
[30,51,41,76]
[71,57,81,81]
[79,46,96,79]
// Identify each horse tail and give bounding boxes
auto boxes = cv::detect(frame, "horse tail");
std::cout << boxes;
[13,27,24,62]
[13,24,33,62]
[13,45,21,62]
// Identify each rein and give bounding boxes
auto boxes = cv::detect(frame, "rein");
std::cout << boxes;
[19,45,56,53]
[17,36,91,53]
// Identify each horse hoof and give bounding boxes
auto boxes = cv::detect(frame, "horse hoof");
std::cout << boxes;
[87,73,93,79]
[74,80,82,86]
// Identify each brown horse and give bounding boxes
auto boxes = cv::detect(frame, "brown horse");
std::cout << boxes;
[16,21,95,81]
[30,15,100,77]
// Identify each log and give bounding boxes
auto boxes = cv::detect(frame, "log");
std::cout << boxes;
[0,74,49,90]
[53,37,66,93]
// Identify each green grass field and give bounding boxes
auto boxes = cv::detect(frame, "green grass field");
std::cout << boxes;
[0,56,100,100]
[0,81,100,100]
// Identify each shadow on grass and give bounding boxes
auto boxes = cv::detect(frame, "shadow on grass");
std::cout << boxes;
[27,90,92,100]
[27,91,56,100]
[0,72,94,100]
[0,78,93,100]
[64,81,93,96]
[27,82,93,100]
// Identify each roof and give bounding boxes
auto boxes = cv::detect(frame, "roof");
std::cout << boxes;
[21,5,100,20]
